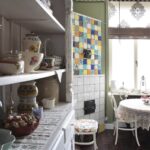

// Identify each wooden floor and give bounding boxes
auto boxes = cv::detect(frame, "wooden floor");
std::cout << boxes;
[75,129,150,150]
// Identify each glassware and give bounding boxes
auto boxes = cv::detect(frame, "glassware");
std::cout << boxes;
[140,75,146,92]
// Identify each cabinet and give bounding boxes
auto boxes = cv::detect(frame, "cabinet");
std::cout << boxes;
[0,0,74,149]
[0,0,73,104]
[51,110,75,150]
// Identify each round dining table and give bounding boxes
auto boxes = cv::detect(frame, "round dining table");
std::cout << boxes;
[117,98,150,130]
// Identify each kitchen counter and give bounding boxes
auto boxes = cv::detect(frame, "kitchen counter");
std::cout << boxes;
[11,103,73,150]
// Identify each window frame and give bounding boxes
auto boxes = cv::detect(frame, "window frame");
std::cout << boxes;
[109,39,142,90]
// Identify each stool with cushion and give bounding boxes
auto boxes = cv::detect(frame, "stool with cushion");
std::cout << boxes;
[74,119,98,150]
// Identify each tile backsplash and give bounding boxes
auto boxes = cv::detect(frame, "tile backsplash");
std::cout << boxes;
[73,75,105,123]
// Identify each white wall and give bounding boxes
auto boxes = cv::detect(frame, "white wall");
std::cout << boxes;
[73,75,105,123]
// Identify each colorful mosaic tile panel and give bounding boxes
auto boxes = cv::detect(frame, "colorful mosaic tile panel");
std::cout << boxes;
[72,12,102,75]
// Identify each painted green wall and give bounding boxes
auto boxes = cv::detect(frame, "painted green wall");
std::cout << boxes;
[73,1,113,123]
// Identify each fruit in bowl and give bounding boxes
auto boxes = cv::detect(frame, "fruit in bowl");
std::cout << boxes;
[4,113,39,137]
[22,51,44,73]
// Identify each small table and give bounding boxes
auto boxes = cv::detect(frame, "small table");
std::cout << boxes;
[118,99,150,130]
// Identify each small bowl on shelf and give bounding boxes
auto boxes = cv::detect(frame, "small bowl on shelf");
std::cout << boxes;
[0,129,16,150]
[4,113,39,137]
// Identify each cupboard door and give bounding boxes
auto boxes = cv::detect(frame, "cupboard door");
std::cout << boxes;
[62,110,75,150]
[52,131,65,150]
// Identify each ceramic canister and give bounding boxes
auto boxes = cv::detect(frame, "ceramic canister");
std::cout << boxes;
[37,76,59,106]
[23,33,41,53]
[17,81,39,112]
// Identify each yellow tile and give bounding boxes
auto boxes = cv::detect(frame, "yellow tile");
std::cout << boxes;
[87,34,91,39]
[80,53,84,59]
[83,70,87,75]
[91,19,95,25]
[79,43,83,48]
[98,41,102,46]
[87,59,91,65]
[95,35,98,40]
[95,69,98,75]
[91,50,94,55]
[79,26,83,32]
[75,14,79,20]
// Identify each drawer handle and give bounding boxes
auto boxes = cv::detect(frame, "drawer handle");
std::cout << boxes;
[62,128,66,143]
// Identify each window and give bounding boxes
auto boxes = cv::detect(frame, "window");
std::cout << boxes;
[108,1,150,91]
[110,39,150,91]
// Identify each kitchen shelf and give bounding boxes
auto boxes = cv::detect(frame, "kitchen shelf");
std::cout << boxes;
[0,69,65,86]
[0,0,65,33]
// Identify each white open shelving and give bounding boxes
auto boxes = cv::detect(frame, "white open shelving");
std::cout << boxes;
[0,69,65,86]
[0,0,65,33]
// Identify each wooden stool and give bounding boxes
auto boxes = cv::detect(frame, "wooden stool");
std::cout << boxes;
[74,119,98,150]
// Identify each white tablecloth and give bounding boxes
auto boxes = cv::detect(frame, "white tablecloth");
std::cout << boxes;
[118,99,150,130]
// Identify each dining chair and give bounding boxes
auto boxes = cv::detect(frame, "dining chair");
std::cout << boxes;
[110,95,140,146]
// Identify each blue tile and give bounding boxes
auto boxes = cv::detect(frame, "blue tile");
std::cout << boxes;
[91,65,94,70]
[87,39,91,44]
[83,59,87,64]
[91,29,95,35]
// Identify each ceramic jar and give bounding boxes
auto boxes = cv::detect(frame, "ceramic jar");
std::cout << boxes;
[37,76,59,106]
[22,51,44,73]
[23,33,41,53]
[17,81,39,113]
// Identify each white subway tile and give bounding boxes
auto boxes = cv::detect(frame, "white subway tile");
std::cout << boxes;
[76,109,84,118]
[100,91,105,98]
[84,93,90,100]
[78,93,84,101]
[77,77,83,85]
[94,84,99,92]
[99,110,105,119]
[91,76,95,84]
[89,76,94,84]
[84,85,88,93]
[95,98,100,105]
[100,97,105,104]
[95,76,99,84]
[95,104,100,112]
[77,85,83,93]
[100,103,105,111]
[73,85,78,94]
[95,92,100,99]
[74,93,78,100]
[73,76,78,86]
[100,83,105,91]
[84,76,90,85]
[77,101,84,109]
[95,112,100,122]
[83,115,90,119]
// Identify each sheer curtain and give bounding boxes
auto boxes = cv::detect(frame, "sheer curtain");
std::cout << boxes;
[110,39,134,89]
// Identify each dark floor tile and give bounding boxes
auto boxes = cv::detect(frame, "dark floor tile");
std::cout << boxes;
[75,129,150,150]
